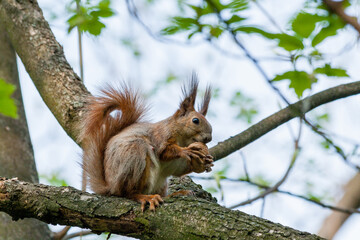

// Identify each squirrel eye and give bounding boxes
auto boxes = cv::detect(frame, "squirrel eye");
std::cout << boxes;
[192,118,200,124]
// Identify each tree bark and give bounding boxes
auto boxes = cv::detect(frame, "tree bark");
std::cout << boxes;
[0,0,89,141]
[0,22,51,240]
[0,177,324,240]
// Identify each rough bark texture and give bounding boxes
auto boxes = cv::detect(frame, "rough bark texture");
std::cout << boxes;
[0,177,324,240]
[0,0,90,141]
[0,23,51,240]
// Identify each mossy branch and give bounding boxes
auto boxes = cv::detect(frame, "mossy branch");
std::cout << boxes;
[0,177,324,240]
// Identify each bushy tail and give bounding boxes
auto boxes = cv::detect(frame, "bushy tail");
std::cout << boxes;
[78,84,147,194]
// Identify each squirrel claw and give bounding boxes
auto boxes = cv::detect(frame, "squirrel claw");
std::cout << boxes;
[133,194,163,212]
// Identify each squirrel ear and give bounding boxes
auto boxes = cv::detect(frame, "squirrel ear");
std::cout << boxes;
[174,73,198,117]
[198,85,211,116]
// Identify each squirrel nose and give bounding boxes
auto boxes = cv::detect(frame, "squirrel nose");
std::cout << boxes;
[204,135,212,143]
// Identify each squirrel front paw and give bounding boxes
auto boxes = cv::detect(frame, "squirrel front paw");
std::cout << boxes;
[181,142,214,173]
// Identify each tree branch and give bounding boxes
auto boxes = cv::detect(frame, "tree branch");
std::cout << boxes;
[210,80,360,160]
[323,0,360,34]
[0,177,324,240]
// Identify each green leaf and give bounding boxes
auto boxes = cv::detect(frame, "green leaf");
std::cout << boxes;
[227,15,246,24]
[86,20,106,36]
[308,194,321,203]
[227,15,246,28]
[161,26,182,35]
[188,4,213,16]
[209,0,227,11]
[210,26,223,38]
[316,113,330,123]
[172,17,198,30]
[312,15,345,46]
[66,0,115,36]
[67,14,86,33]
[161,17,199,36]
[98,0,111,9]
[165,73,177,83]
[273,71,315,97]
[227,0,249,13]
[235,26,304,51]
[0,78,18,118]
[275,33,304,51]
[90,9,114,18]
[291,12,327,38]
[314,64,349,77]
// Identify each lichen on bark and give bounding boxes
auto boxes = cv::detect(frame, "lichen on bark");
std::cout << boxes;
[0,177,324,240]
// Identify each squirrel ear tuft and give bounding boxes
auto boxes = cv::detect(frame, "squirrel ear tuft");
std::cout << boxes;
[174,73,198,117]
[198,85,211,116]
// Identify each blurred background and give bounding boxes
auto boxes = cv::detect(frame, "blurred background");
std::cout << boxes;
[15,0,360,239]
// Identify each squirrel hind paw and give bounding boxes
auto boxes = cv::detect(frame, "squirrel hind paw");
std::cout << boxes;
[132,194,164,212]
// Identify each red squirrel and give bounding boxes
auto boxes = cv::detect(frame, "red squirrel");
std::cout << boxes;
[77,75,213,211]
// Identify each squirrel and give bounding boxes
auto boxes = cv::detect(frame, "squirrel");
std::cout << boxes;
[77,75,213,211]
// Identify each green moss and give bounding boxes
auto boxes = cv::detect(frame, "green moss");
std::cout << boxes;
[134,217,150,227]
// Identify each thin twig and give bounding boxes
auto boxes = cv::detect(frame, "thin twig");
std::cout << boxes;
[303,117,360,171]
[206,38,290,61]
[76,0,84,82]
[240,151,250,181]
[228,120,302,209]
[192,176,360,214]
[260,198,266,218]
[252,0,282,32]
[125,0,193,45]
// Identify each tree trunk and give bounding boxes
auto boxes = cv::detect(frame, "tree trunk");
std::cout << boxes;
[0,23,51,240]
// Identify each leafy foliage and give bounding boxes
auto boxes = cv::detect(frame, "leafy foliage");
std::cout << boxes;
[234,26,304,51]
[314,64,349,77]
[0,78,18,118]
[67,0,115,36]
[291,12,327,38]
[272,71,315,98]
[230,91,258,124]
[160,0,350,99]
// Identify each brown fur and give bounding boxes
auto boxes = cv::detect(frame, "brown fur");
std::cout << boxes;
[78,76,213,209]
[78,84,147,194]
